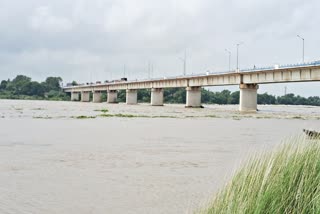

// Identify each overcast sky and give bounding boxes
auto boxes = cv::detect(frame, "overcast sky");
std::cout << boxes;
[0,0,319,96]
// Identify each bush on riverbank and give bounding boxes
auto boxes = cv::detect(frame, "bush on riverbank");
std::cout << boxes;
[201,136,320,214]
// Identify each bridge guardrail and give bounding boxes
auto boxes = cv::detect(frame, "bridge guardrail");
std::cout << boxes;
[65,60,320,88]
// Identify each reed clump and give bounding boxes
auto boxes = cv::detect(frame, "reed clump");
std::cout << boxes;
[201,135,320,214]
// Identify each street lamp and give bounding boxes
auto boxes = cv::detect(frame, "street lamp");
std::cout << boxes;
[297,35,305,63]
[225,49,231,71]
[236,42,244,72]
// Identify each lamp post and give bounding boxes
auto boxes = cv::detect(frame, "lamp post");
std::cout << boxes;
[225,49,231,71]
[297,35,305,63]
[236,42,244,72]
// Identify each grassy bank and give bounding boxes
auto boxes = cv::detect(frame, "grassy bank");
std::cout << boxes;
[201,135,320,214]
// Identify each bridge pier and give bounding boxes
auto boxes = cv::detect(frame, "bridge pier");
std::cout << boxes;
[239,84,259,112]
[186,87,202,108]
[81,91,90,102]
[107,90,118,103]
[92,91,102,103]
[71,92,80,101]
[126,89,138,105]
[151,88,164,106]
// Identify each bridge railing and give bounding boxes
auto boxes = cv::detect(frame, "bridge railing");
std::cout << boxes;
[239,60,320,73]
[65,60,320,88]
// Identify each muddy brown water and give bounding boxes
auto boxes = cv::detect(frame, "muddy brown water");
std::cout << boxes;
[0,100,319,214]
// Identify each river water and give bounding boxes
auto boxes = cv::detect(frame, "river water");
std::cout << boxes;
[0,100,319,214]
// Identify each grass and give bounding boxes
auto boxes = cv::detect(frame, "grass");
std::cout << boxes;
[204,115,220,118]
[99,113,149,118]
[32,108,46,110]
[290,116,306,120]
[94,108,109,113]
[33,116,53,119]
[200,135,320,214]
[72,115,96,119]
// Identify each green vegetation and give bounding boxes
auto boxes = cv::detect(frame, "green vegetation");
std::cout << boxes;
[33,116,53,119]
[116,89,151,103]
[204,115,219,118]
[201,136,320,214]
[94,108,109,113]
[70,113,178,119]
[98,113,148,118]
[72,115,96,119]
[32,108,46,110]
[0,75,70,101]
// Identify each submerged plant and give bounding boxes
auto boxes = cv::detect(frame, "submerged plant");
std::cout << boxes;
[201,136,320,214]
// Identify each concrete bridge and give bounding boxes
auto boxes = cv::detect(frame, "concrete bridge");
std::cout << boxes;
[63,61,320,112]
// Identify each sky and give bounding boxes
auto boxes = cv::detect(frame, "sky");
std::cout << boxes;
[0,0,319,96]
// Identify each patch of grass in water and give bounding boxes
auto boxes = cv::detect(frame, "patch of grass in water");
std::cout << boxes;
[98,114,177,118]
[232,116,241,120]
[99,113,147,118]
[200,136,320,214]
[33,116,53,119]
[152,115,177,118]
[204,115,219,118]
[32,108,46,110]
[290,115,305,120]
[98,114,114,118]
[94,108,109,113]
[72,115,96,119]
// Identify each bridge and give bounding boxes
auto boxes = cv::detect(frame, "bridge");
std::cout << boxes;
[63,60,320,112]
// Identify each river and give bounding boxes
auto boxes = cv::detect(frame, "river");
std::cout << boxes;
[0,100,319,214]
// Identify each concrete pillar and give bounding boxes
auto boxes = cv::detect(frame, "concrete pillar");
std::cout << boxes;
[71,92,80,101]
[92,91,102,103]
[81,91,90,102]
[107,90,118,103]
[239,84,259,112]
[126,89,138,105]
[186,87,202,108]
[151,88,164,106]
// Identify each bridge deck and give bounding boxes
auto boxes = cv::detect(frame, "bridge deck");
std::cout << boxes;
[64,62,320,92]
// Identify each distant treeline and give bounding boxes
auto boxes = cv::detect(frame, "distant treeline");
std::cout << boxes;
[1,75,320,106]
[116,88,320,106]
[0,75,69,100]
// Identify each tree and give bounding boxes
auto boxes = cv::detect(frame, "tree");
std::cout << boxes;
[258,93,276,104]
[138,89,151,103]
[25,81,45,96]
[43,77,62,92]
[0,80,8,90]
[164,88,186,103]
[229,91,240,104]
[8,75,32,95]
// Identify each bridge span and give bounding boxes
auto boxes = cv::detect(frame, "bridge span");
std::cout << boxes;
[63,61,320,112]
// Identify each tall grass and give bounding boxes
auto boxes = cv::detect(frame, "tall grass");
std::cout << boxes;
[201,135,320,214]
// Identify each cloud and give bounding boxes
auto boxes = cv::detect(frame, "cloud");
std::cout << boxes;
[30,6,73,33]
[0,0,319,96]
